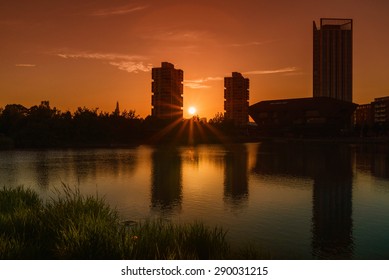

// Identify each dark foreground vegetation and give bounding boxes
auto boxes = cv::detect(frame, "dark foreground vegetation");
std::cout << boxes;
[0,186,263,260]
[0,101,252,149]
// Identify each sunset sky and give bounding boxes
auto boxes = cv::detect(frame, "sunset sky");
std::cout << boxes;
[1,0,389,119]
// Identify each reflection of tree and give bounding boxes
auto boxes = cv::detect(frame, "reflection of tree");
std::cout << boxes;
[252,142,314,177]
[34,151,50,189]
[223,145,248,207]
[151,148,182,213]
[0,152,18,187]
[70,150,138,185]
[252,142,353,259]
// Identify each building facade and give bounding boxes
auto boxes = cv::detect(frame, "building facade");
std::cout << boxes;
[354,97,389,126]
[313,18,353,102]
[354,103,373,127]
[224,72,249,126]
[151,62,183,120]
[373,96,389,124]
[249,97,357,137]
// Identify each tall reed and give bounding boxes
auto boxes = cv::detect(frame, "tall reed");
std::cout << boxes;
[0,186,230,259]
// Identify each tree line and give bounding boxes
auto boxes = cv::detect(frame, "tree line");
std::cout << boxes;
[0,101,238,149]
[0,101,150,148]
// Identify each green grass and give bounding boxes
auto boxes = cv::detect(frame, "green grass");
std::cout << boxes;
[0,186,235,260]
[126,219,229,259]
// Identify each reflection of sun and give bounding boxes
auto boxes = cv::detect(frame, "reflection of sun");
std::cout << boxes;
[188,106,197,115]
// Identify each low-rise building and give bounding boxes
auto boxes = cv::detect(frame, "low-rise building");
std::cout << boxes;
[249,97,357,137]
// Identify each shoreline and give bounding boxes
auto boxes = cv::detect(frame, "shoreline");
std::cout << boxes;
[1,136,389,151]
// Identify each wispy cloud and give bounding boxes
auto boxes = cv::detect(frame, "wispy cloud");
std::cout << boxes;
[15,64,36,67]
[141,27,209,43]
[244,67,298,75]
[57,52,143,61]
[57,51,150,73]
[184,82,211,89]
[184,77,223,89]
[109,61,152,73]
[229,39,279,48]
[230,41,263,47]
[91,5,148,17]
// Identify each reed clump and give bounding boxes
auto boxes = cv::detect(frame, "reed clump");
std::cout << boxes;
[0,186,230,259]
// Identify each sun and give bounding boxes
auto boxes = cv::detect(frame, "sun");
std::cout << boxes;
[188,106,197,116]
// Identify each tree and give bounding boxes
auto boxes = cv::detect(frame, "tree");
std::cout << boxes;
[209,112,225,125]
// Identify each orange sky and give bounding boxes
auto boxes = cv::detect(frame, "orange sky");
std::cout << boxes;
[1,0,389,119]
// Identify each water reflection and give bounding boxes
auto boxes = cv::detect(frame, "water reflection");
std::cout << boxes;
[311,145,353,259]
[356,145,389,179]
[252,142,315,178]
[2,143,389,259]
[0,151,19,187]
[151,147,182,213]
[253,142,354,259]
[33,151,50,189]
[223,145,249,207]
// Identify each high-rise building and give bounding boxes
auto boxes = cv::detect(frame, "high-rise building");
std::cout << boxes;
[224,72,249,126]
[151,62,183,120]
[313,18,353,102]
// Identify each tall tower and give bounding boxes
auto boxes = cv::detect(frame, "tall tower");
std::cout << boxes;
[313,18,353,102]
[151,62,184,120]
[224,72,249,126]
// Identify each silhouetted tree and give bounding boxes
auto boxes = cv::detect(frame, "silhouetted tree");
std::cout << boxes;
[0,104,28,136]
[209,112,225,125]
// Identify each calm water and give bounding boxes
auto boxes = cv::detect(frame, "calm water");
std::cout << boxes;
[1,142,389,259]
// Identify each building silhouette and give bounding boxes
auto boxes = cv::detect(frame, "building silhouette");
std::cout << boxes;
[224,72,249,126]
[354,103,373,128]
[249,18,355,136]
[354,96,389,136]
[249,97,356,137]
[313,18,353,102]
[373,97,389,124]
[151,62,183,120]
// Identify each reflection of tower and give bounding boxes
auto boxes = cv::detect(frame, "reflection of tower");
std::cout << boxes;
[312,146,353,259]
[151,62,184,120]
[252,142,354,259]
[224,145,248,206]
[151,148,182,212]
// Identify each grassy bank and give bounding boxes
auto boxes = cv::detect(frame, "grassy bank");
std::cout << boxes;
[0,186,235,260]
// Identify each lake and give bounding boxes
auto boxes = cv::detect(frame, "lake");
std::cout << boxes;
[1,142,389,259]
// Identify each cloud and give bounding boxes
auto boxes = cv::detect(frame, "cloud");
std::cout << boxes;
[57,52,144,61]
[91,5,148,17]
[109,61,152,73]
[230,41,263,47]
[15,64,36,67]
[184,77,223,89]
[244,67,298,75]
[142,28,209,43]
[229,39,279,48]
[57,51,150,73]
[184,83,211,89]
